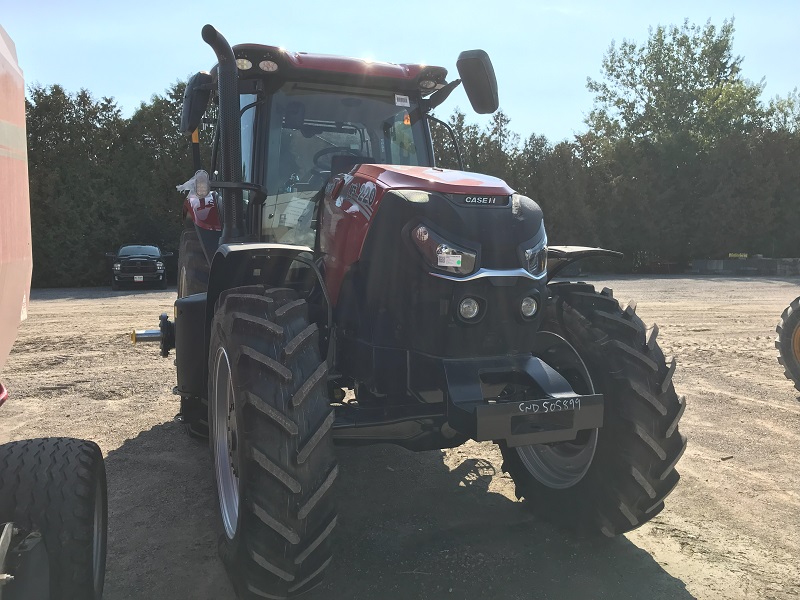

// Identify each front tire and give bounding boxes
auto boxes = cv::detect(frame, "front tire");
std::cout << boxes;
[776,297,800,391]
[501,283,687,536]
[209,286,338,598]
[0,438,107,599]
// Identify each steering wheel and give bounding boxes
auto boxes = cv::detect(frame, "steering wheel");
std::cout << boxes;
[313,146,361,170]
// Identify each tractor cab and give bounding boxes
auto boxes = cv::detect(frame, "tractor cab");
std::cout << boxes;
[253,77,435,246]
[180,36,496,248]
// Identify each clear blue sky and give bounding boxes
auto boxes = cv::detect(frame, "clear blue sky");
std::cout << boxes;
[3,0,798,143]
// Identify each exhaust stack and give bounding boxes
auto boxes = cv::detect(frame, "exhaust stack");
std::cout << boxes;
[201,25,244,244]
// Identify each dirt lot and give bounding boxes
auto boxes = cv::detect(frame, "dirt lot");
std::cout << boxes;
[1,277,799,599]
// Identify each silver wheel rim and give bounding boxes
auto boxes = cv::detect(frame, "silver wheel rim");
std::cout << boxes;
[516,345,598,489]
[92,476,105,594]
[516,429,598,489]
[213,347,240,539]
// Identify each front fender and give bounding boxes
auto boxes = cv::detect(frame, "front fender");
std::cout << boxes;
[206,244,331,349]
[178,243,325,400]
[547,246,623,281]
[206,243,315,320]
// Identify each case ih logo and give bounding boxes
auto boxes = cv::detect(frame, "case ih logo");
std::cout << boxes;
[456,195,510,206]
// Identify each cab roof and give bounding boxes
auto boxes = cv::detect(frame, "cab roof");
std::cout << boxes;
[229,43,449,95]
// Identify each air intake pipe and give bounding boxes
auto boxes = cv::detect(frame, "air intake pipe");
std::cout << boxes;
[201,25,244,244]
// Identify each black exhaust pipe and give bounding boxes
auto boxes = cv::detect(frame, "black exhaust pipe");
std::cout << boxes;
[201,25,244,244]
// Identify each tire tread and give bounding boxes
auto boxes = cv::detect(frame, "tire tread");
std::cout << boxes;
[500,283,686,537]
[208,286,337,598]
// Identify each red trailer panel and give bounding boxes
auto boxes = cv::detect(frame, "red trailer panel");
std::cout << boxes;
[0,25,33,380]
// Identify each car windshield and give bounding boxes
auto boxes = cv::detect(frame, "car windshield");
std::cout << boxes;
[258,82,432,246]
[119,245,160,257]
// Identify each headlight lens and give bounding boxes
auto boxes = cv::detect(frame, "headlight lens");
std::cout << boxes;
[524,244,547,277]
[521,296,538,317]
[156,262,164,270]
[411,224,476,276]
[113,263,121,271]
[459,297,480,320]
[519,222,548,279]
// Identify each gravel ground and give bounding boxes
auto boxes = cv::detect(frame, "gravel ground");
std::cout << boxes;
[1,276,798,599]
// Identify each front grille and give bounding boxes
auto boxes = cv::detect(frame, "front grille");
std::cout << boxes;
[120,260,156,274]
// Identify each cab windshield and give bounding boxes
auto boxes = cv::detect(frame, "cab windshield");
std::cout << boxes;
[257,83,432,245]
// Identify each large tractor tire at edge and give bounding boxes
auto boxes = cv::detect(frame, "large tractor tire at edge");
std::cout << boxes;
[208,286,338,598]
[501,282,687,537]
[177,228,210,298]
[0,437,107,600]
[776,296,800,391]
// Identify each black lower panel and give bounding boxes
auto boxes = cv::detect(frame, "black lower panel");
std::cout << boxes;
[333,345,604,449]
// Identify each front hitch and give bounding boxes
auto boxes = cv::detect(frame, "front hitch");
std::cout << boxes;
[131,312,175,357]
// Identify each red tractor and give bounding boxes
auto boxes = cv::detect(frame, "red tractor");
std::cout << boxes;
[151,25,686,598]
[0,25,107,600]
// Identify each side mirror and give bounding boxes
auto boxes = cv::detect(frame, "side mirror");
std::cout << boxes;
[161,252,174,258]
[105,252,116,258]
[456,50,499,115]
[180,71,213,134]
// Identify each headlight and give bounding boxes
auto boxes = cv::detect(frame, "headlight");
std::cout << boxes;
[113,263,121,271]
[459,297,480,320]
[156,262,164,270]
[523,244,547,278]
[411,224,476,276]
[521,296,538,317]
[521,225,547,278]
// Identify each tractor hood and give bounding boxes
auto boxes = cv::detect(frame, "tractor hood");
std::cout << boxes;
[320,162,546,306]
[320,162,549,360]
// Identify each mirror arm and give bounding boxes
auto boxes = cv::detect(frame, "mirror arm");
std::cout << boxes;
[427,114,464,171]
[422,79,461,112]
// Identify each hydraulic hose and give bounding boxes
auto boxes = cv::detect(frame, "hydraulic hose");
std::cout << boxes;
[201,25,244,243]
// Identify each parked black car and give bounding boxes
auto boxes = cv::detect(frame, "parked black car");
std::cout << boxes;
[106,245,172,290]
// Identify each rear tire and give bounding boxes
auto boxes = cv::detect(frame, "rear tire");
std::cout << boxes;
[177,228,210,298]
[209,286,338,598]
[0,438,107,599]
[776,297,800,391]
[501,283,687,537]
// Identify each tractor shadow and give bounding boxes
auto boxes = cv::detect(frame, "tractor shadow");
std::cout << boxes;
[102,422,693,600]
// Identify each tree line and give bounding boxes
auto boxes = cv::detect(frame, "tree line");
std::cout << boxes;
[25,18,800,286]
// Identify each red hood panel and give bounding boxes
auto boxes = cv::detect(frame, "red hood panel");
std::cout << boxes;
[355,164,514,196]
